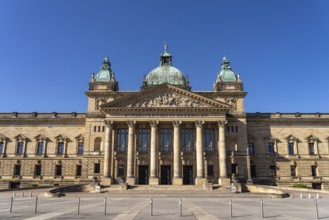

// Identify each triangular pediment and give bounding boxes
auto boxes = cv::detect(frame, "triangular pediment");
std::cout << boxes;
[102,83,232,110]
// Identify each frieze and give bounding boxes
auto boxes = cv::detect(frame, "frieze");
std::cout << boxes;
[127,92,210,108]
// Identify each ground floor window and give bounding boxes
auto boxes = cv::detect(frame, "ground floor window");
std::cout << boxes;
[250,164,256,177]
[94,163,100,173]
[76,165,82,176]
[14,164,21,176]
[55,165,62,176]
[34,164,41,176]
[118,164,124,177]
[311,165,317,177]
[181,128,194,152]
[231,163,238,174]
[290,165,296,177]
[270,165,276,177]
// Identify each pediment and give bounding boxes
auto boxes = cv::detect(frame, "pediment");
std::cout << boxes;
[102,84,232,110]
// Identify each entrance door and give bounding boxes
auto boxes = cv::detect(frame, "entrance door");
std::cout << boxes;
[160,166,171,185]
[138,165,149,185]
[183,165,193,185]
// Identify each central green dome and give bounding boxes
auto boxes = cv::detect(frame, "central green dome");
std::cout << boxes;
[142,43,190,90]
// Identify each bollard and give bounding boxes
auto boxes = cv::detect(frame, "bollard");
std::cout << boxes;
[34,197,38,214]
[21,192,24,198]
[309,194,311,199]
[229,199,233,218]
[300,193,303,199]
[317,194,319,199]
[104,197,107,215]
[9,197,14,213]
[179,198,182,217]
[30,192,32,197]
[77,197,80,214]
[314,200,319,219]
[12,192,16,198]
[150,198,153,216]
[260,199,264,218]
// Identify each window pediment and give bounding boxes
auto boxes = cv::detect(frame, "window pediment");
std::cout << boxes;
[35,134,47,142]
[55,134,68,142]
[285,135,298,142]
[0,134,7,142]
[263,136,278,142]
[305,135,318,143]
[75,134,84,142]
[14,134,28,141]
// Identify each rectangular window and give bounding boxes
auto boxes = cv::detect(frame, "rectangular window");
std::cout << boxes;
[98,126,101,132]
[14,164,21,176]
[290,165,296,177]
[77,142,84,155]
[94,163,100,173]
[203,128,215,151]
[35,164,41,176]
[231,163,238,174]
[160,128,172,152]
[267,142,275,155]
[37,142,44,155]
[181,128,194,152]
[16,142,24,154]
[138,128,150,152]
[235,126,238,132]
[226,126,230,132]
[117,128,128,152]
[288,142,294,155]
[102,126,105,132]
[55,165,62,176]
[118,164,124,177]
[76,165,82,176]
[0,142,4,154]
[311,165,317,177]
[270,165,277,177]
[248,142,255,155]
[207,165,214,176]
[231,126,234,132]
[250,165,256,177]
[308,143,315,155]
[94,126,97,132]
[57,142,64,154]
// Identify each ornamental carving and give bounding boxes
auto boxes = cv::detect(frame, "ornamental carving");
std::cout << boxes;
[127,92,210,108]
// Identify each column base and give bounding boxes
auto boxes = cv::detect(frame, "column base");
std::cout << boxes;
[218,177,231,187]
[195,177,206,186]
[126,177,135,186]
[101,177,112,186]
[246,179,253,185]
[149,177,159,185]
[172,177,183,185]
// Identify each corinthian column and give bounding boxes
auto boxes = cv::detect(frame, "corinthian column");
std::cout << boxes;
[103,120,113,180]
[173,121,182,185]
[126,120,136,185]
[149,120,159,185]
[195,120,205,186]
[218,120,230,186]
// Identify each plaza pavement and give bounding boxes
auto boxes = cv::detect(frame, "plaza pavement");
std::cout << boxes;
[0,188,329,219]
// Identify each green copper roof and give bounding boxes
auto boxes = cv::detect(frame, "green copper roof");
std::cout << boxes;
[218,56,237,82]
[143,43,188,87]
[94,56,113,82]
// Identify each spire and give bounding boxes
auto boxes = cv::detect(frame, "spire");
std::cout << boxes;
[101,56,111,69]
[164,42,168,53]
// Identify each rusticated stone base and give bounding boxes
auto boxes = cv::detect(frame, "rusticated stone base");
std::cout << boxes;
[101,177,112,186]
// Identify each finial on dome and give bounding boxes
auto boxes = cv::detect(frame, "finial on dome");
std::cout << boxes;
[164,42,168,53]
[90,72,95,82]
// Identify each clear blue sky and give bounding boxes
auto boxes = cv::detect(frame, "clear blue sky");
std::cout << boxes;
[0,0,328,113]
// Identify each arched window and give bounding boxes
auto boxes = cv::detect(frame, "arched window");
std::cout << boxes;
[94,137,102,151]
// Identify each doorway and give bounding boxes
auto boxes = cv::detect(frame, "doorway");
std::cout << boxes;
[160,166,171,185]
[183,165,193,185]
[138,165,149,185]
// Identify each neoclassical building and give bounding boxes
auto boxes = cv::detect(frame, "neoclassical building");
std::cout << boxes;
[1,44,329,190]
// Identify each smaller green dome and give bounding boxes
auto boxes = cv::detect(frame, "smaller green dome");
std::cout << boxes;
[94,56,113,82]
[218,56,237,82]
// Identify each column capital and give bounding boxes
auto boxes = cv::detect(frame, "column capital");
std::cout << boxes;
[172,120,182,127]
[104,120,114,127]
[127,120,136,127]
[217,120,228,127]
[195,120,204,128]
[150,120,159,127]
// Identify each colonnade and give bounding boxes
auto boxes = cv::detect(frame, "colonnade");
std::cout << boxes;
[103,120,229,186]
